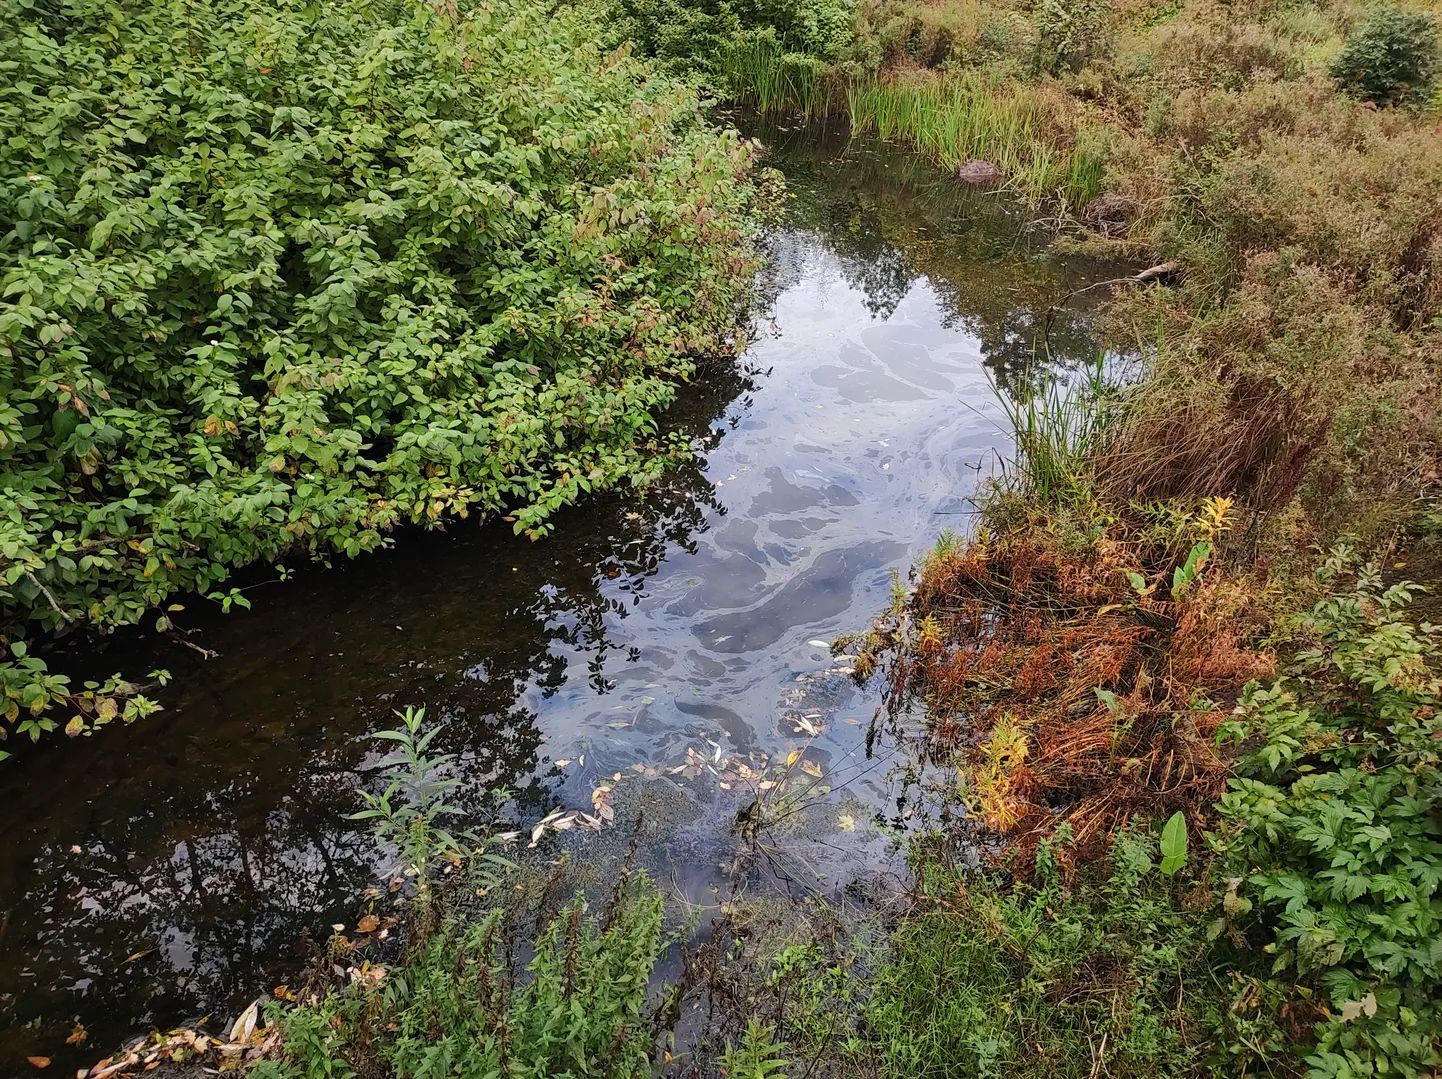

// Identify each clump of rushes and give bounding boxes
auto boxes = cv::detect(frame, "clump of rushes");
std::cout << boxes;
[717,39,840,116]
[993,352,1117,505]
[847,71,1105,207]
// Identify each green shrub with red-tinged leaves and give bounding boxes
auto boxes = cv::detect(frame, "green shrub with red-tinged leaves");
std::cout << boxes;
[0,0,771,747]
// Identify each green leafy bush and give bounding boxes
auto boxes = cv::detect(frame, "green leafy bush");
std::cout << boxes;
[0,0,768,741]
[1033,0,1114,75]
[253,874,667,1079]
[610,0,855,73]
[1215,556,1442,1079]
[1329,6,1441,105]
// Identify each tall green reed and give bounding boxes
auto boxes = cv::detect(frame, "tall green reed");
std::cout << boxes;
[847,72,1103,207]
[991,353,1116,504]
[717,40,836,116]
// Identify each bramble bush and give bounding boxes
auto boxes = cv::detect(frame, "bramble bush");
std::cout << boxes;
[0,0,769,746]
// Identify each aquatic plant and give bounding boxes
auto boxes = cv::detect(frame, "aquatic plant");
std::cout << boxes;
[992,352,1116,505]
[351,706,513,886]
[853,501,1273,861]
[717,39,839,117]
[847,73,1104,206]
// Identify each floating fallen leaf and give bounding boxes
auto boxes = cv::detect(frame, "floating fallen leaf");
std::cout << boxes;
[837,814,856,832]
[356,915,379,934]
[26,1056,49,1068]
[786,748,801,768]
[799,759,823,779]
[70,844,82,854]
[554,759,571,768]
[330,923,346,932]
[229,999,261,1045]
[125,949,153,963]
[66,1024,87,1046]
[807,639,829,648]
[607,721,630,729]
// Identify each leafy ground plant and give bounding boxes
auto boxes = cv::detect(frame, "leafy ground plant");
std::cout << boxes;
[1213,553,1442,1079]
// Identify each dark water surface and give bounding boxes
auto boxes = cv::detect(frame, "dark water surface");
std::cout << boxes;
[0,119,1116,1070]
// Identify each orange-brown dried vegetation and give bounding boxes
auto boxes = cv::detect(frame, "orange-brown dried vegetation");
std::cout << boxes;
[864,525,1274,863]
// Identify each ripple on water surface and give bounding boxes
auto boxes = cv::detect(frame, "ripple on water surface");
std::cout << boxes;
[0,118,1119,1070]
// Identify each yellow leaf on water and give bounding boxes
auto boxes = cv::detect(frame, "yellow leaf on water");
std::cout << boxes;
[785,749,801,768]
[837,814,856,832]
[799,760,823,779]
[26,1056,49,1068]
[356,915,379,934]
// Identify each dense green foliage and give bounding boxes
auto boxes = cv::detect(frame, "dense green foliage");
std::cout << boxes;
[611,0,854,72]
[1329,7,1441,105]
[1216,558,1442,1079]
[855,830,1212,1078]
[252,875,666,1079]
[0,0,767,745]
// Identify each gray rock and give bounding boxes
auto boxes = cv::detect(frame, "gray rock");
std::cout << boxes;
[956,158,1003,185]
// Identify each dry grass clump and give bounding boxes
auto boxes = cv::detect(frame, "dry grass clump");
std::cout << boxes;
[857,520,1273,865]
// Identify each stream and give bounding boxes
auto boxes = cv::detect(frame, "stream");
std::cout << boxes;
[0,117,1119,1071]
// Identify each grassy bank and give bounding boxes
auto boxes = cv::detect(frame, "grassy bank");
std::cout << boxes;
[0,0,774,753]
[600,0,1442,1075]
[605,0,1442,539]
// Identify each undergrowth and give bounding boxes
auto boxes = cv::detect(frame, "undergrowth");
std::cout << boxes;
[765,827,1226,1079]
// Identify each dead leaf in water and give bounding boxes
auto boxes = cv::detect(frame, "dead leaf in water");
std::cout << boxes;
[66,1024,87,1046]
[837,814,856,832]
[26,1056,50,1068]
[799,760,823,779]
[356,915,380,934]
[229,999,261,1044]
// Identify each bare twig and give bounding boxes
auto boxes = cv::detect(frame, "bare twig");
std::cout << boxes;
[168,634,217,660]
[25,569,74,624]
